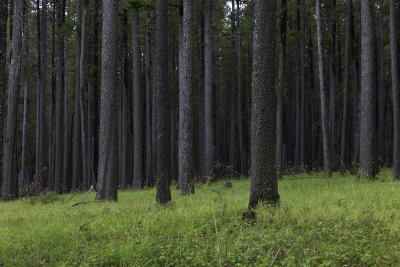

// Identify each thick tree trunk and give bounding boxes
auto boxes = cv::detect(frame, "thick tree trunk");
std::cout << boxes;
[96,0,118,201]
[315,0,332,177]
[378,0,386,164]
[204,0,214,178]
[248,0,279,209]
[72,0,82,191]
[390,0,400,180]
[178,0,194,195]
[2,0,23,199]
[359,0,376,179]
[132,9,144,189]
[0,0,7,190]
[155,0,171,204]
[54,0,64,193]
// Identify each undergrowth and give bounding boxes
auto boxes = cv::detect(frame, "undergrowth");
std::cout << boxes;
[1,169,400,266]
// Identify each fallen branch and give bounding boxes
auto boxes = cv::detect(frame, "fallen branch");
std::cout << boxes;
[195,187,222,198]
[72,200,105,207]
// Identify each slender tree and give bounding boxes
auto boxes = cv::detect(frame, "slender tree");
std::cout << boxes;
[3,0,23,199]
[178,0,194,194]
[359,0,376,179]
[155,0,171,204]
[378,0,386,164]
[54,0,64,192]
[315,0,332,177]
[145,10,153,188]
[390,0,400,180]
[248,0,279,209]
[96,0,119,200]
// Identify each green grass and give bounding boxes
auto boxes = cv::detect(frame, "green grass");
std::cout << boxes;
[1,169,400,266]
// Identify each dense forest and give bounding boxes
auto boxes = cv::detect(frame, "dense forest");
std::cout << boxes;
[0,0,400,206]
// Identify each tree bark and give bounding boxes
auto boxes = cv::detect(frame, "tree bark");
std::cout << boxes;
[54,0,64,193]
[178,0,194,195]
[155,0,171,204]
[132,9,144,189]
[2,0,23,199]
[359,0,376,179]
[230,0,237,175]
[96,0,118,201]
[248,0,279,209]
[315,0,332,177]
[378,0,386,164]
[145,10,153,188]
[0,0,7,190]
[204,0,214,178]
[390,0,400,180]
[72,0,82,191]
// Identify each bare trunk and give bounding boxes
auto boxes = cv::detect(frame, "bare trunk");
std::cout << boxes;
[2,0,23,199]
[145,11,153,188]
[378,0,386,163]
[0,0,7,189]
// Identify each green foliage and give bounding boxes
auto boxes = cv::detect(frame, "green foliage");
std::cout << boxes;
[1,170,400,266]
[123,0,155,10]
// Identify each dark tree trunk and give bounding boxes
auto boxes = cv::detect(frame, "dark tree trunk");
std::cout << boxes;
[277,0,287,177]
[96,0,118,201]
[72,0,82,191]
[327,0,337,162]
[132,9,144,189]
[63,0,71,191]
[359,0,376,179]
[2,0,23,199]
[37,0,48,189]
[230,0,237,175]
[390,0,400,180]
[204,0,214,177]
[378,0,386,164]
[155,0,171,204]
[0,0,7,190]
[340,0,352,173]
[315,0,332,177]
[248,0,279,209]
[178,0,194,195]
[80,3,88,189]
[145,10,153,188]
[54,0,64,193]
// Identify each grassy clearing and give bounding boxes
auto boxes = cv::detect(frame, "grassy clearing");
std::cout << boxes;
[1,169,400,266]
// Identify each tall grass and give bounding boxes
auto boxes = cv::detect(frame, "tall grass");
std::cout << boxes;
[1,169,400,266]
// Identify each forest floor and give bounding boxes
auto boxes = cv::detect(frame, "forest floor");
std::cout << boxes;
[1,169,400,266]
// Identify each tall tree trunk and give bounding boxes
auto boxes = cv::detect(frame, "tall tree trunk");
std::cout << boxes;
[63,0,71,191]
[72,0,81,191]
[378,0,386,164]
[132,9,144,189]
[315,0,332,177]
[204,0,214,178]
[230,0,237,175]
[276,0,287,178]
[37,0,48,189]
[359,0,376,179]
[236,0,245,175]
[2,0,23,199]
[0,0,8,190]
[178,0,194,195]
[80,3,88,189]
[54,0,64,193]
[327,0,337,163]
[390,0,400,180]
[340,0,352,173]
[96,0,118,201]
[155,0,171,204]
[145,10,153,188]
[248,0,279,209]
